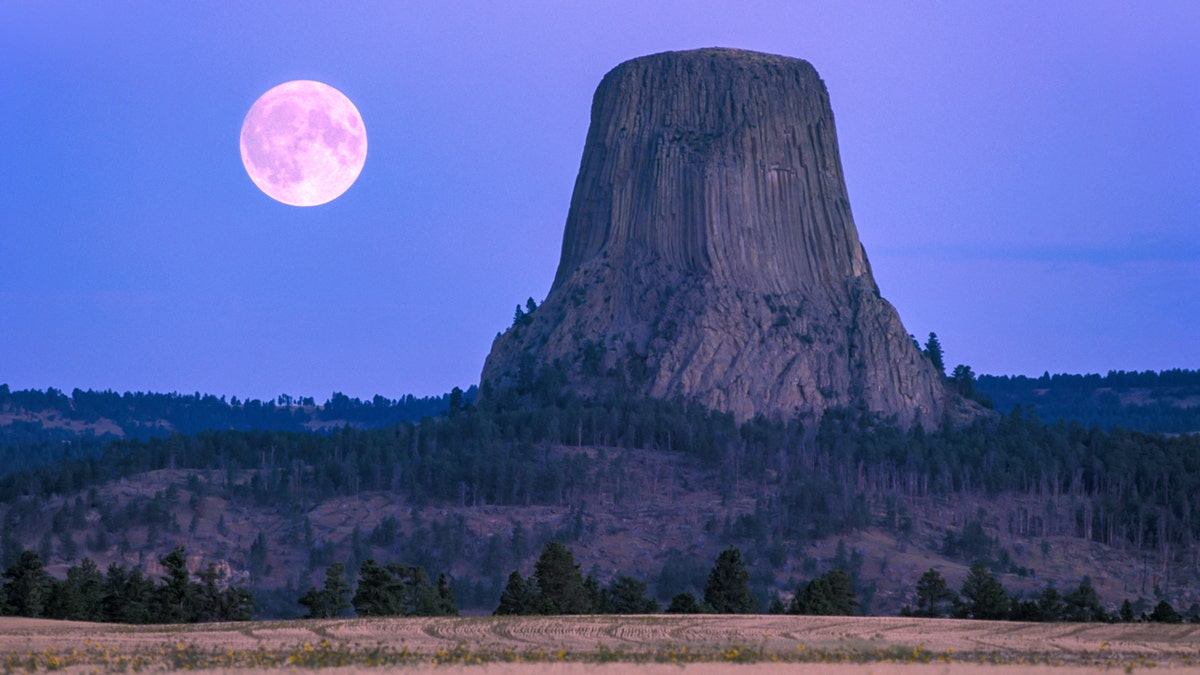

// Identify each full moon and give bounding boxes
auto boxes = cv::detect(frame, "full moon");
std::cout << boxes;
[240,80,367,207]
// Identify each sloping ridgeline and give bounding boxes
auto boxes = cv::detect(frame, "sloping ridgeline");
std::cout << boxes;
[0,384,473,474]
[976,369,1200,433]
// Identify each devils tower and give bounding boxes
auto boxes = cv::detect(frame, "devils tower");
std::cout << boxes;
[482,48,950,426]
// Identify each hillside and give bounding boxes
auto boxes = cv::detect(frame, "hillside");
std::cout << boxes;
[0,385,472,474]
[2,389,1199,619]
[975,369,1200,433]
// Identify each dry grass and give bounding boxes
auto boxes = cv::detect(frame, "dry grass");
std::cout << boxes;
[2,615,1199,673]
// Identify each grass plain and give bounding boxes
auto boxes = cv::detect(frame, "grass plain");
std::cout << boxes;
[2,614,1200,674]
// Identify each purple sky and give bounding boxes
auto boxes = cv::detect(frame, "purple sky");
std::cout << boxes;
[1,2,1196,402]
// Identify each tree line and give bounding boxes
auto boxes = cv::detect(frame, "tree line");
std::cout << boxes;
[297,560,457,619]
[0,547,252,623]
[0,384,472,475]
[4,370,1200,608]
[488,542,1199,623]
[976,369,1200,433]
[902,563,1198,624]
[7,537,1200,625]
[492,544,856,617]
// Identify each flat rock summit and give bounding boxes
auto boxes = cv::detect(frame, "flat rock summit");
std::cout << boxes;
[482,48,952,426]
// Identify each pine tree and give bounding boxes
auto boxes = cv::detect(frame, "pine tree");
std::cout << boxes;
[533,543,591,614]
[605,576,658,614]
[352,560,398,617]
[789,570,856,616]
[388,564,440,616]
[156,546,193,623]
[323,562,353,617]
[1036,586,1066,622]
[665,592,704,614]
[913,569,956,618]
[1119,599,1135,623]
[222,585,255,621]
[1149,600,1182,624]
[302,562,354,619]
[1063,577,1106,622]
[49,558,105,621]
[193,563,228,623]
[951,364,977,398]
[102,564,153,624]
[959,562,1009,620]
[923,332,945,377]
[435,573,458,616]
[494,571,537,615]
[3,550,51,618]
[704,547,756,614]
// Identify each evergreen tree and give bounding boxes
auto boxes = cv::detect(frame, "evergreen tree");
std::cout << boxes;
[156,546,193,623]
[495,571,537,616]
[435,573,458,616]
[951,364,977,398]
[1149,600,1182,624]
[193,563,226,623]
[352,560,399,617]
[1008,597,1042,622]
[789,570,856,616]
[704,547,756,614]
[1063,577,1106,622]
[1119,599,1135,623]
[923,332,945,377]
[3,550,51,617]
[448,387,465,416]
[222,585,255,621]
[300,563,352,619]
[178,561,252,622]
[388,564,442,616]
[583,575,604,613]
[532,542,591,614]
[349,560,450,617]
[1036,586,1067,622]
[958,562,1009,620]
[323,562,353,617]
[102,564,153,624]
[913,569,956,618]
[604,576,658,614]
[47,557,105,621]
[665,592,705,614]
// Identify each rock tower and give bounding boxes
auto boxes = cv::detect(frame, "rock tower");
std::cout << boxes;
[481,48,950,426]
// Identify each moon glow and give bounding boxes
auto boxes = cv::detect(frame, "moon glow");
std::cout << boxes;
[240,81,367,207]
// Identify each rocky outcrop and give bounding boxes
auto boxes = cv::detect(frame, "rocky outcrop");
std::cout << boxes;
[482,48,952,426]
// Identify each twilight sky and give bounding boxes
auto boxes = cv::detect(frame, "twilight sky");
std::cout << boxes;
[1,2,1196,402]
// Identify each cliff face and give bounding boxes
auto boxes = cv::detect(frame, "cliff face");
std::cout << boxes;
[482,48,950,426]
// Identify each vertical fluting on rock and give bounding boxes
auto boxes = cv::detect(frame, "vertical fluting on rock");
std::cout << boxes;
[556,49,868,297]
[482,48,951,427]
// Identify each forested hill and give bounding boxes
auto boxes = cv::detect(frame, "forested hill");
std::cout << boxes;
[2,393,1200,617]
[0,385,475,474]
[975,369,1200,433]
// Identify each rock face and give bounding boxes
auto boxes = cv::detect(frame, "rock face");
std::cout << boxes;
[482,48,950,426]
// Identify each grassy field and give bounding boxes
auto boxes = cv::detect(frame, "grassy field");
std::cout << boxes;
[1,615,1198,673]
